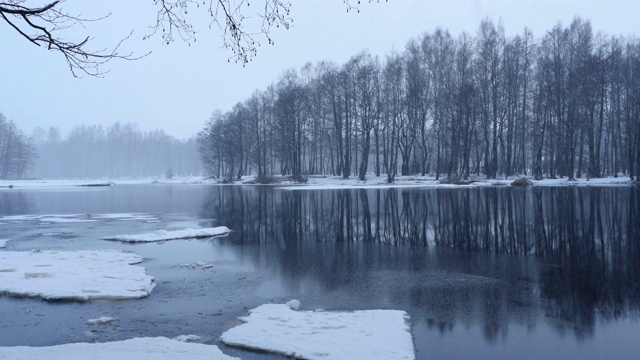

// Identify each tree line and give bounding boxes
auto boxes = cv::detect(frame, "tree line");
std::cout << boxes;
[33,123,201,179]
[198,18,640,182]
[0,113,37,180]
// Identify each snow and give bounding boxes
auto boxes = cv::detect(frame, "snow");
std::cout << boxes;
[286,299,301,310]
[220,302,415,360]
[87,317,118,325]
[104,227,231,243]
[0,337,238,360]
[0,239,8,248]
[0,250,156,301]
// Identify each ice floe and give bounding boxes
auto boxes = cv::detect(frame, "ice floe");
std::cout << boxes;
[86,317,118,325]
[92,213,158,221]
[0,239,8,248]
[0,337,238,360]
[104,227,230,243]
[173,334,202,342]
[0,250,155,301]
[39,217,98,223]
[179,262,215,269]
[220,302,415,360]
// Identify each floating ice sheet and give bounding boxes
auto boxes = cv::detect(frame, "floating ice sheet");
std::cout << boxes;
[87,317,118,325]
[0,337,238,360]
[0,250,155,301]
[104,227,230,243]
[220,302,415,360]
[0,239,8,248]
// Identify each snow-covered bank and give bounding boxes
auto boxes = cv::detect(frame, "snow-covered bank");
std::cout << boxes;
[0,213,158,224]
[0,337,238,360]
[104,227,231,243]
[0,180,114,190]
[220,301,415,360]
[0,250,155,301]
[276,175,634,190]
[2,175,634,191]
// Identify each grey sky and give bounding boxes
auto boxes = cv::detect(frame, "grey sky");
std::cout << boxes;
[1,0,638,140]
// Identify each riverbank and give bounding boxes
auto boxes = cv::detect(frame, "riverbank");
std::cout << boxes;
[2,174,634,190]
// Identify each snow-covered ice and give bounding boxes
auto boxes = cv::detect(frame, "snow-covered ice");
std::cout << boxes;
[104,227,230,243]
[0,250,155,301]
[220,302,415,360]
[0,337,238,360]
[87,317,118,325]
[0,239,8,248]
[174,334,202,342]
[92,213,155,220]
[286,299,301,310]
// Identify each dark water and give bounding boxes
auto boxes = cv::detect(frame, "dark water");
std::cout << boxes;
[1,184,639,359]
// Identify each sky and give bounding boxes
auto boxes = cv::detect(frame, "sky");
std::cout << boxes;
[1,0,639,140]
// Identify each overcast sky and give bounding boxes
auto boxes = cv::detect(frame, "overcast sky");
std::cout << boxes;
[1,0,639,140]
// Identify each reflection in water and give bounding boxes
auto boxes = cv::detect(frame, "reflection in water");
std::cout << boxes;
[0,192,33,215]
[202,186,640,342]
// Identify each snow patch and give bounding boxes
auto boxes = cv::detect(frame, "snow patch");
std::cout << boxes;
[0,250,155,301]
[104,227,230,243]
[220,302,415,360]
[87,317,118,325]
[0,337,238,360]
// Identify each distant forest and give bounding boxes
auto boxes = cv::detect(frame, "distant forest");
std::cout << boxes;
[0,113,37,180]
[32,123,200,179]
[198,18,640,182]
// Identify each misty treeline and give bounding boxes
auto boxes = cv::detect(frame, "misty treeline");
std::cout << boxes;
[198,18,640,182]
[0,113,37,180]
[32,123,201,179]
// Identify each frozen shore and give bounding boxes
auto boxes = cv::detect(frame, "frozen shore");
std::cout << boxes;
[1,174,634,190]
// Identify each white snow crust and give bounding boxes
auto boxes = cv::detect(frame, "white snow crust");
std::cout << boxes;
[0,239,8,248]
[0,250,155,301]
[220,303,415,360]
[104,227,230,242]
[0,337,238,360]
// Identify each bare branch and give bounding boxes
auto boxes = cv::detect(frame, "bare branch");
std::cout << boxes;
[149,0,291,64]
[0,0,145,77]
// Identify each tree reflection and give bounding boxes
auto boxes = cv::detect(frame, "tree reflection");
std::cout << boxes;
[0,192,33,215]
[201,185,640,341]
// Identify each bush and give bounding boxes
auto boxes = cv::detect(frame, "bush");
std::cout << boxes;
[255,174,277,184]
[511,177,533,187]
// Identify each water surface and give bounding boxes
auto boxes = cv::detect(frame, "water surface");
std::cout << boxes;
[1,184,639,359]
